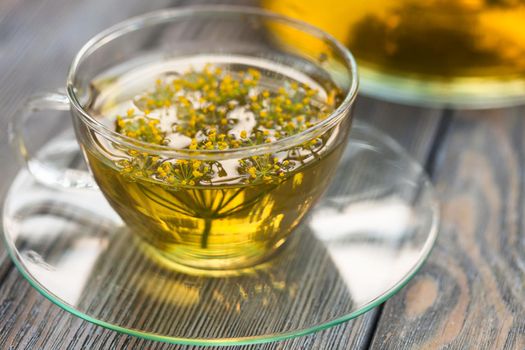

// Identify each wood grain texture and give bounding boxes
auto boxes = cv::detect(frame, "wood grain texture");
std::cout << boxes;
[371,108,525,349]
[355,97,442,163]
[0,0,443,349]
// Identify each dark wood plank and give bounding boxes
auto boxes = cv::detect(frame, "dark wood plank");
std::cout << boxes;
[355,97,442,163]
[371,107,525,349]
[0,0,443,349]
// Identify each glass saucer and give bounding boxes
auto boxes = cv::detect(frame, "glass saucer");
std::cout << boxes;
[1,121,439,346]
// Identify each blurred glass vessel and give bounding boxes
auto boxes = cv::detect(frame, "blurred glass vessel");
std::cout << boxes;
[264,0,525,107]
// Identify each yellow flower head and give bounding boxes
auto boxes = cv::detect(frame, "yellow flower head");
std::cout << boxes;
[248,167,257,178]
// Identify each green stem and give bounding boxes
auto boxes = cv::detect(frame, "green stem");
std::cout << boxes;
[201,218,212,249]
[219,185,277,216]
[142,187,195,216]
[217,187,243,212]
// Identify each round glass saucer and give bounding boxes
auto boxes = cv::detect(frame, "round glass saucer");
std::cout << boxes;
[1,121,439,346]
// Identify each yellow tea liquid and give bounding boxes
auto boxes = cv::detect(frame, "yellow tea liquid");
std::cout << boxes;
[265,0,525,105]
[266,0,525,77]
[83,55,348,270]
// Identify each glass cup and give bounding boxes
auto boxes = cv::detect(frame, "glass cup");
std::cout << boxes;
[9,7,358,271]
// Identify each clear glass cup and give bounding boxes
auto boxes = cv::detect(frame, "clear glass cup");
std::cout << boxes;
[10,6,358,271]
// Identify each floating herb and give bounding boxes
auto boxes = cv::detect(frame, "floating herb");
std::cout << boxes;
[114,64,341,186]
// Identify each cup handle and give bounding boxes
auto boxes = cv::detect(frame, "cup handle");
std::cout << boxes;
[9,90,97,190]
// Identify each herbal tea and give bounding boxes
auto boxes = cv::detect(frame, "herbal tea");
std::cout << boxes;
[83,55,347,269]
[265,0,525,96]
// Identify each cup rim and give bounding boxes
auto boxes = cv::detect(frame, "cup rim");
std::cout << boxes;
[66,5,358,160]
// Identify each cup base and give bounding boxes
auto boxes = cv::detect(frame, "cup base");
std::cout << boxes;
[135,233,289,276]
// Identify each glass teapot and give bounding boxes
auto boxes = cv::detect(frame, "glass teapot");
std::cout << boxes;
[264,0,525,108]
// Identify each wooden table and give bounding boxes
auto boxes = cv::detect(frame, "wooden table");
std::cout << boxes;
[1,0,524,349]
